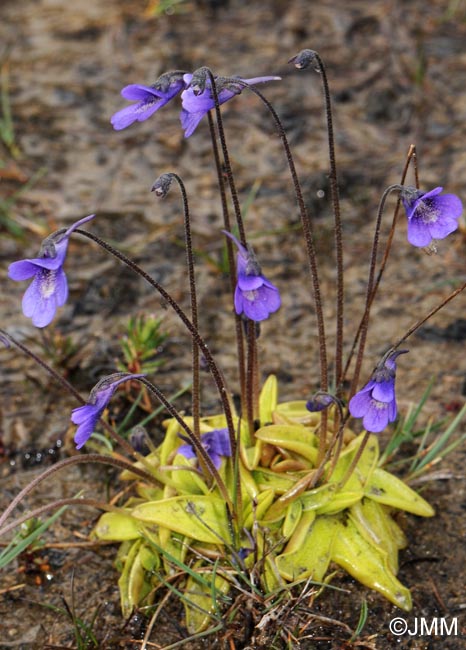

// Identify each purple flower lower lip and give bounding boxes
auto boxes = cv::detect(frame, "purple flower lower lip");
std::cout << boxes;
[8,214,95,328]
[71,373,145,450]
[110,72,187,131]
[401,186,463,247]
[223,230,281,322]
[349,350,407,433]
[177,428,232,470]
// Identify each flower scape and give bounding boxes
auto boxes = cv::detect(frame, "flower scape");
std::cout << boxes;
[3,51,466,644]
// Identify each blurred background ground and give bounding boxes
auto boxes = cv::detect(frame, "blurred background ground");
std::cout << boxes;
[0,0,465,647]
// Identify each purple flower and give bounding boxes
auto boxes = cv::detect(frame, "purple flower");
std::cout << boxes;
[223,231,281,322]
[306,392,335,413]
[110,71,187,131]
[177,428,232,470]
[401,186,462,247]
[180,72,281,137]
[349,350,408,433]
[8,214,95,328]
[71,373,144,450]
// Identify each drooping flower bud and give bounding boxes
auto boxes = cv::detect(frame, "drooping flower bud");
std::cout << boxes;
[288,49,319,72]
[151,173,174,198]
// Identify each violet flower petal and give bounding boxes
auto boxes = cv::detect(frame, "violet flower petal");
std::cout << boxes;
[371,379,395,403]
[362,401,390,433]
[120,84,164,100]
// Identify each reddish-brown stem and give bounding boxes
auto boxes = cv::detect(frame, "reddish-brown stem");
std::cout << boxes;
[74,229,236,450]
[0,453,157,531]
[348,184,403,399]
[207,112,246,410]
[164,173,201,439]
[342,145,417,384]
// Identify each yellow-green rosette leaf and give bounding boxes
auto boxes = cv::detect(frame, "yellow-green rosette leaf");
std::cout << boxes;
[139,543,160,572]
[132,495,231,544]
[118,539,152,617]
[365,467,435,517]
[252,468,297,494]
[255,424,319,464]
[252,529,283,592]
[349,499,403,574]
[155,527,189,575]
[171,453,210,495]
[241,442,263,470]
[93,511,142,541]
[331,516,412,611]
[328,433,379,490]
[274,400,320,427]
[259,374,278,426]
[300,483,337,512]
[276,512,338,582]
[184,563,230,634]
[283,499,303,539]
[135,484,164,501]
[160,417,183,465]
[120,450,160,481]
[243,488,275,528]
[238,461,260,499]
[315,490,363,515]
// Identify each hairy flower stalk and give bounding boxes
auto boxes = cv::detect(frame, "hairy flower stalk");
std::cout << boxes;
[348,184,404,399]
[152,172,201,440]
[72,228,238,512]
[215,74,331,461]
[289,49,344,394]
[223,229,281,434]
[197,66,276,445]
[342,146,417,385]
[206,111,247,412]
[200,66,255,443]
[8,214,95,327]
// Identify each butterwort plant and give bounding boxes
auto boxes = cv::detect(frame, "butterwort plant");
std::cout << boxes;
[2,49,466,646]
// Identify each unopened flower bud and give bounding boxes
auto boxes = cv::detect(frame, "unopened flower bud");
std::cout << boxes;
[288,49,319,71]
[151,173,174,198]
[306,392,334,413]
[190,67,210,95]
